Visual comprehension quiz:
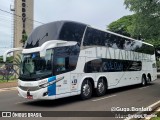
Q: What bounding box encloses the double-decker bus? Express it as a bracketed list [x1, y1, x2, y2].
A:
[3, 21, 157, 100]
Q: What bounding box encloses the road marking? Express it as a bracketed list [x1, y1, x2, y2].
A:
[139, 86, 150, 90]
[0, 87, 17, 92]
[124, 100, 160, 120]
[147, 100, 160, 108]
[92, 95, 116, 102]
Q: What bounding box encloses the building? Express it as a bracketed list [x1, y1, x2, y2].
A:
[13, 0, 34, 48]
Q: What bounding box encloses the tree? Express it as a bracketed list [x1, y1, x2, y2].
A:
[107, 15, 137, 38]
[124, 0, 160, 40]
[13, 54, 22, 66]
[0, 56, 14, 63]
[20, 32, 28, 46]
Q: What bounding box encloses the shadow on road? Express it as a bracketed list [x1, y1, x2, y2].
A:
[24, 95, 81, 108]
[23, 83, 154, 107]
[107, 83, 154, 95]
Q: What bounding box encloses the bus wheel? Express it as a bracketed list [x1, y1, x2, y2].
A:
[141, 75, 147, 86]
[147, 75, 151, 84]
[96, 78, 107, 97]
[81, 80, 92, 100]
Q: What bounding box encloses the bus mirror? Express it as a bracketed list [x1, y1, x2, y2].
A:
[3, 48, 23, 62]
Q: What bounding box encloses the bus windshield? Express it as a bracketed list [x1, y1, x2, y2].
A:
[20, 50, 53, 81]
[24, 21, 86, 48]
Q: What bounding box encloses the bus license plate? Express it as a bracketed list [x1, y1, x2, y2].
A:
[27, 95, 33, 99]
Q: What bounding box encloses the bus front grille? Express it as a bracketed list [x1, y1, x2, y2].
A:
[19, 86, 40, 91]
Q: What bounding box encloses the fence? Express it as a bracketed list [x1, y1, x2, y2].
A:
[0, 63, 20, 81]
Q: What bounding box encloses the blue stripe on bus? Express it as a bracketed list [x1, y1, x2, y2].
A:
[48, 76, 56, 96]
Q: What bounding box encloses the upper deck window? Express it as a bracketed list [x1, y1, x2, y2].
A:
[83, 27, 154, 55]
[59, 22, 86, 46]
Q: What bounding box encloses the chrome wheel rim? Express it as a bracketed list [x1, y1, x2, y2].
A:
[83, 84, 90, 97]
[98, 82, 104, 93]
[142, 78, 145, 85]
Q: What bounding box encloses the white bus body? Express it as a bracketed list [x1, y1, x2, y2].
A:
[3, 21, 157, 100]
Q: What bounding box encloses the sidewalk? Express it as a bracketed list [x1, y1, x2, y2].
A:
[0, 81, 17, 89]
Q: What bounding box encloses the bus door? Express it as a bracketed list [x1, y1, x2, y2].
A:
[53, 56, 71, 95]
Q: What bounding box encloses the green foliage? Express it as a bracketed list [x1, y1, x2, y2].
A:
[0, 56, 14, 63]
[157, 61, 160, 69]
[145, 39, 160, 48]
[0, 54, 21, 64]
[21, 32, 28, 46]
[0, 79, 17, 83]
[108, 0, 160, 47]
[13, 54, 22, 66]
[108, 15, 138, 38]
[0, 56, 3, 63]
[150, 111, 160, 120]
[124, 0, 160, 40]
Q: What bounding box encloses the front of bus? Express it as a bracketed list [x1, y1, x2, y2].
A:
[16, 21, 86, 100]
[18, 53, 51, 99]
[18, 41, 66, 99]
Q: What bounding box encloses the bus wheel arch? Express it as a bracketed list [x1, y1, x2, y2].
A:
[80, 78, 94, 100]
[96, 76, 108, 97]
[141, 74, 147, 86]
[147, 73, 151, 83]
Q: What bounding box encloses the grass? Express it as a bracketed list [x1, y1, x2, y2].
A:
[150, 112, 160, 120]
[151, 117, 160, 120]
[0, 79, 17, 83]
[0, 75, 17, 83]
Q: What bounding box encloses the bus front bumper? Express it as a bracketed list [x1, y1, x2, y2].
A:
[18, 87, 56, 100]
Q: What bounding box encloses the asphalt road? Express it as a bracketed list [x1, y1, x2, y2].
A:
[0, 79, 160, 120]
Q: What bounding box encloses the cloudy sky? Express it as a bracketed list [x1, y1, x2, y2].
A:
[0, 0, 132, 55]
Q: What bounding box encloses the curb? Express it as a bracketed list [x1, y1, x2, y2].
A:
[142, 101, 160, 120]
[125, 100, 160, 120]
[145, 107, 160, 120]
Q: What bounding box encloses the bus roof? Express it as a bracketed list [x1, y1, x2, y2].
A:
[25, 20, 153, 49]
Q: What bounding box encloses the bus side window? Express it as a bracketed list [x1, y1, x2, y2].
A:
[56, 57, 66, 72]
[69, 55, 78, 71]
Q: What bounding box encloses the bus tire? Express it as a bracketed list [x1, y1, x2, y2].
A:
[80, 79, 92, 100]
[141, 75, 147, 86]
[96, 77, 107, 97]
[147, 74, 151, 84]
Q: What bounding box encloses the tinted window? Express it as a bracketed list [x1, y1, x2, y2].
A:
[54, 57, 69, 74]
[83, 27, 154, 55]
[84, 59, 142, 73]
[59, 22, 86, 46]
[25, 21, 86, 48]
[83, 27, 105, 46]
[84, 28, 125, 49]
[53, 44, 80, 75]
[25, 21, 64, 49]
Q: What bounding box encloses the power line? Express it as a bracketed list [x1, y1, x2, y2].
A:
[0, 16, 41, 28]
[0, 8, 44, 25]
[0, 8, 44, 49]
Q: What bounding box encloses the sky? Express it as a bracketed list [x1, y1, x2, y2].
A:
[0, 0, 132, 56]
